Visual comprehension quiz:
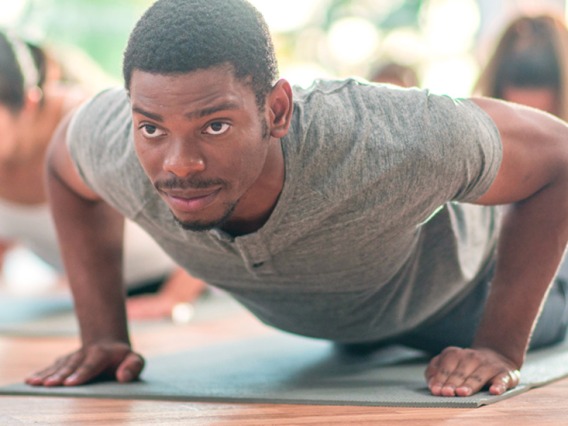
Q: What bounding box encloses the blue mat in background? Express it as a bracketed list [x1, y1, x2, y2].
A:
[0, 295, 74, 324]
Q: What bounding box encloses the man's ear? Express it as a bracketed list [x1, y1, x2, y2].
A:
[267, 79, 293, 138]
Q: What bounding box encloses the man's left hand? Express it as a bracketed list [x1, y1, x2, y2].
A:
[425, 346, 521, 397]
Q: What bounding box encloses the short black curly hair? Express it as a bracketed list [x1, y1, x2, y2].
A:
[123, 0, 278, 107]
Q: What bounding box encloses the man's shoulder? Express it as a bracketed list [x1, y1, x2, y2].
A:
[292, 77, 427, 107]
[66, 86, 147, 216]
[285, 79, 428, 194]
[284, 79, 501, 208]
[289, 78, 431, 149]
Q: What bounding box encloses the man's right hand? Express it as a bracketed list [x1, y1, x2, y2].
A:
[25, 341, 145, 386]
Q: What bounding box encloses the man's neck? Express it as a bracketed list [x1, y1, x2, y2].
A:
[221, 139, 285, 236]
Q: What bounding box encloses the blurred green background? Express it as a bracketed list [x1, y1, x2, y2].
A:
[1, 0, 566, 96]
[5, 0, 153, 80]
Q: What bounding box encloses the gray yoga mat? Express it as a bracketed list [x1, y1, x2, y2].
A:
[1, 332, 568, 407]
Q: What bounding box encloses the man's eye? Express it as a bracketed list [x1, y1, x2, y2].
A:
[204, 122, 230, 135]
[140, 124, 166, 138]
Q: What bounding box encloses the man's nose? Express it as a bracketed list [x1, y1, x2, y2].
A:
[162, 138, 206, 177]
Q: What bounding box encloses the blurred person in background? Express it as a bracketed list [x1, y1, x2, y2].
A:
[370, 60, 420, 88]
[0, 31, 206, 320]
[475, 13, 568, 283]
[474, 13, 568, 120]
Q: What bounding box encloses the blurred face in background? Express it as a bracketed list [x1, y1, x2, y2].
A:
[501, 85, 560, 117]
[0, 104, 21, 160]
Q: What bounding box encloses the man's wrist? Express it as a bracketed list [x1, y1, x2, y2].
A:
[471, 338, 526, 368]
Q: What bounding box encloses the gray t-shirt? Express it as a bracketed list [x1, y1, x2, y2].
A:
[68, 79, 502, 343]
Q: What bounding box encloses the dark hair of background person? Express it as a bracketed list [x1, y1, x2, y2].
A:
[122, 0, 278, 108]
[0, 32, 47, 112]
[474, 14, 568, 121]
[370, 61, 420, 88]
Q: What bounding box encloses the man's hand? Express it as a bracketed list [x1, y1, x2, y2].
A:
[25, 341, 144, 387]
[425, 346, 521, 397]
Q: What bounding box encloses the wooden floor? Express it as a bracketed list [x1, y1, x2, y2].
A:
[0, 310, 566, 425]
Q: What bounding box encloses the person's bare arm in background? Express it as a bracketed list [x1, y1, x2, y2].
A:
[126, 267, 206, 320]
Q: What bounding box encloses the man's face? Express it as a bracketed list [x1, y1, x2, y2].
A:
[129, 66, 276, 232]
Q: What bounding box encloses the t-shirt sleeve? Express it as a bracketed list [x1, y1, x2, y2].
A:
[66, 94, 99, 193]
[64, 87, 148, 218]
[419, 94, 503, 203]
[289, 82, 503, 217]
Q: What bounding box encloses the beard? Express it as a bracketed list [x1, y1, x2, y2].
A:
[155, 176, 236, 232]
[171, 200, 237, 232]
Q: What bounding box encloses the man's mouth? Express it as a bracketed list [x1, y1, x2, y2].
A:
[161, 187, 222, 213]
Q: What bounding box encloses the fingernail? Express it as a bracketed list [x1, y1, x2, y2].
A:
[456, 386, 472, 396]
[25, 378, 38, 386]
[430, 384, 442, 394]
[491, 384, 506, 395]
[441, 385, 456, 396]
[64, 374, 78, 384]
[121, 370, 133, 382]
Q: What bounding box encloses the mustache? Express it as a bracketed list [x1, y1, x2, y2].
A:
[154, 176, 227, 191]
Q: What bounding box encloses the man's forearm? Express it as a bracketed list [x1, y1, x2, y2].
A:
[48, 168, 130, 345]
[473, 181, 568, 367]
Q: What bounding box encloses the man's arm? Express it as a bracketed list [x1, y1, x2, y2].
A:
[25, 113, 144, 387]
[426, 97, 568, 397]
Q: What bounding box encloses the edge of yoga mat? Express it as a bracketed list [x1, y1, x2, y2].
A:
[0, 383, 532, 408]
[0, 333, 566, 408]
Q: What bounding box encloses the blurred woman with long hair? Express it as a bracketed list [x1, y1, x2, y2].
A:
[0, 32, 205, 319]
[475, 14, 568, 120]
